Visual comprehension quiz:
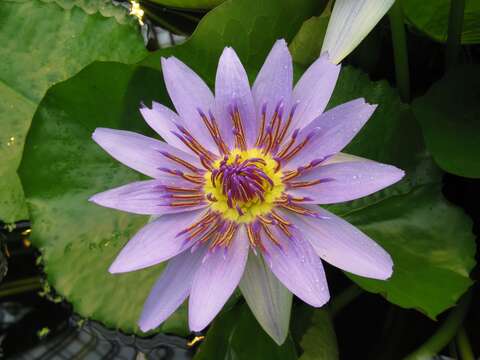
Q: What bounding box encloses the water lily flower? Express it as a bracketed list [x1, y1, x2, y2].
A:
[90, 40, 404, 344]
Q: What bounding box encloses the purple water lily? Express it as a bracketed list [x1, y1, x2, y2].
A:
[90, 40, 404, 344]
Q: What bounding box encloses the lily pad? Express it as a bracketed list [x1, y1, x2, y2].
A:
[324, 67, 476, 319]
[147, 0, 224, 10]
[298, 308, 338, 360]
[403, 0, 480, 44]
[289, 6, 331, 67]
[0, 0, 147, 223]
[412, 65, 480, 178]
[344, 185, 475, 319]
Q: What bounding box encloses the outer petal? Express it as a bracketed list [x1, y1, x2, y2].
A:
[322, 0, 395, 64]
[89, 179, 207, 215]
[239, 252, 292, 345]
[287, 160, 405, 204]
[261, 225, 330, 307]
[215, 47, 256, 148]
[189, 226, 249, 331]
[161, 57, 218, 153]
[252, 39, 293, 124]
[282, 99, 376, 171]
[282, 206, 393, 279]
[140, 102, 191, 154]
[92, 128, 202, 178]
[139, 246, 207, 332]
[109, 209, 206, 273]
[290, 53, 340, 132]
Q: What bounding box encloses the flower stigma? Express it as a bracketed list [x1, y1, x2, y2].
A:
[204, 148, 284, 223]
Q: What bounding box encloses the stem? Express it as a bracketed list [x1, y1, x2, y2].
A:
[0, 276, 41, 297]
[329, 284, 363, 317]
[446, 0, 466, 69]
[402, 291, 472, 360]
[388, 0, 410, 102]
[456, 327, 475, 360]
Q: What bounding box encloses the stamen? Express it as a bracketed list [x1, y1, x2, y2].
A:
[172, 127, 216, 162]
[278, 130, 315, 162]
[198, 109, 230, 155]
[276, 128, 299, 158]
[277, 202, 320, 218]
[169, 200, 204, 207]
[230, 105, 247, 151]
[159, 185, 202, 193]
[261, 223, 282, 247]
[255, 103, 267, 146]
[270, 210, 291, 226]
[158, 151, 201, 173]
[276, 102, 298, 145]
[159, 168, 205, 184]
[287, 177, 334, 189]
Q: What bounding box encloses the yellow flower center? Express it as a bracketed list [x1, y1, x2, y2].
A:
[204, 149, 284, 223]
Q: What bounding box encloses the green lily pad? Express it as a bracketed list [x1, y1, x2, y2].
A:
[0, 0, 147, 223]
[344, 185, 475, 319]
[140, 0, 322, 83]
[403, 0, 480, 44]
[297, 308, 338, 360]
[19, 0, 320, 335]
[412, 65, 480, 178]
[324, 67, 476, 319]
[147, 0, 224, 10]
[289, 6, 331, 67]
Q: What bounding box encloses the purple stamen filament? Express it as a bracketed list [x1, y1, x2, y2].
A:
[211, 155, 274, 213]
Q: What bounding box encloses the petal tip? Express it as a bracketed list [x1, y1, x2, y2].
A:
[188, 316, 209, 333]
[138, 317, 156, 333]
[88, 194, 100, 204]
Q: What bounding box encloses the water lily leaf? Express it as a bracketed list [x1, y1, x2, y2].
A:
[412, 65, 480, 178]
[296, 308, 338, 360]
[344, 185, 475, 319]
[403, 0, 480, 44]
[147, 0, 224, 10]
[324, 67, 476, 319]
[194, 302, 297, 360]
[19, 0, 319, 335]
[289, 11, 331, 67]
[141, 0, 322, 83]
[0, 0, 147, 223]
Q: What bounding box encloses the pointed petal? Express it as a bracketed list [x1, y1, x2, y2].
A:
[283, 99, 376, 170]
[261, 225, 330, 307]
[283, 206, 393, 279]
[138, 247, 206, 332]
[215, 47, 256, 148]
[321, 0, 395, 64]
[92, 128, 201, 178]
[89, 179, 207, 215]
[189, 226, 249, 331]
[290, 53, 340, 132]
[240, 252, 292, 345]
[252, 39, 293, 124]
[109, 209, 206, 273]
[161, 57, 218, 153]
[140, 102, 192, 154]
[287, 160, 405, 204]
